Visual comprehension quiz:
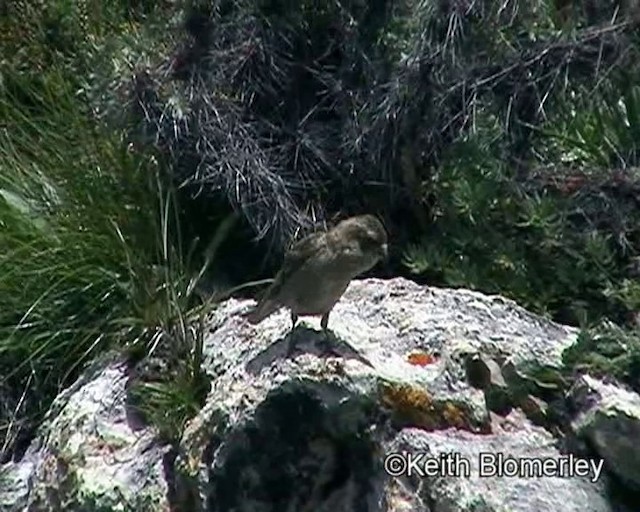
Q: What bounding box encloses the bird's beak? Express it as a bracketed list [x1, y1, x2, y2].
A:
[379, 243, 389, 260]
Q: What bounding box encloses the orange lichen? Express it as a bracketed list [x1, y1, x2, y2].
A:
[380, 382, 434, 412]
[406, 351, 437, 367]
[379, 382, 437, 429]
[440, 402, 467, 429]
[379, 381, 475, 432]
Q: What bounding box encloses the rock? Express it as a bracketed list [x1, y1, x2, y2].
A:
[568, 374, 640, 491]
[177, 278, 612, 511]
[0, 278, 627, 511]
[519, 394, 550, 427]
[387, 414, 609, 512]
[0, 356, 171, 512]
[0, 457, 34, 511]
[465, 354, 512, 415]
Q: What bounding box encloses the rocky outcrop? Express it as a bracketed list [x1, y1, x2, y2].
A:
[568, 374, 640, 491]
[1, 278, 637, 511]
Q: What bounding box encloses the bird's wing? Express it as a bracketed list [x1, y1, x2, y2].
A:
[244, 231, 326, 324]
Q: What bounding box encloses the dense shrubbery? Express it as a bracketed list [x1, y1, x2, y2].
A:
[2, 0, 640, 458]
[0, 1, 205, 460]
[403, 88, 640, 327]
[130, 1, 640, 323]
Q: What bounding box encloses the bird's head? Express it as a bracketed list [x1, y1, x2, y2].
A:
[333, 214, 388, 272]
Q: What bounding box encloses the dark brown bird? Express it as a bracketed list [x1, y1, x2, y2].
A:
[244, 214, 388, 331]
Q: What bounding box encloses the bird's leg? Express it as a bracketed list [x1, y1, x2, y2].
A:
[286, 311, 299, 357]
[319, 309, 374, 368]
[320, 311, 330, 333]
[318, 310, 335, 354]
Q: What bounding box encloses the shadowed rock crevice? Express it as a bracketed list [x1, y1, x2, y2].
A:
[164, 446, 198, 512]
[207, 387, 378, 512]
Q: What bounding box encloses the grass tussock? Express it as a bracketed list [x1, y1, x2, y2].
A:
[0, 67, 215, 459]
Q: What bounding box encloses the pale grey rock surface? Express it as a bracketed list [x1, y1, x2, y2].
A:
[0, 357, 170, 512]
[387, 419, 609, 512]
[568, 374, 640, 491]
[0, 278, 634, 511]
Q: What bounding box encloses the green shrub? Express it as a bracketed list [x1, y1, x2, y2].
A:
[0, 68, 209, 459]
[563, 321, 640, 393]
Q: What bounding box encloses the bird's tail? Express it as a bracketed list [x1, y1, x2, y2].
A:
[243, 299, 281, 324]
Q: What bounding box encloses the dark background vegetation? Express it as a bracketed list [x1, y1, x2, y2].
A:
[2, 0, 640, 460]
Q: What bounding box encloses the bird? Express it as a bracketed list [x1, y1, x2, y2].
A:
[244, 214, 388, 332]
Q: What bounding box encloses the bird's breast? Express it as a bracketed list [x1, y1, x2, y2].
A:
[280, 267, 352, 316]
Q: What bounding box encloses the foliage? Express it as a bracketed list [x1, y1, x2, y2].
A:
[563, 321, 640, 394]
[0, 2, 211, 459]
[407, 146, 601, 324]
[402, 52, 640, 383]
[129, 0, 637, 259]
[403, 60, 640, 326]
[126, 312, 211, 442]
[543, 79, 640, 169]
